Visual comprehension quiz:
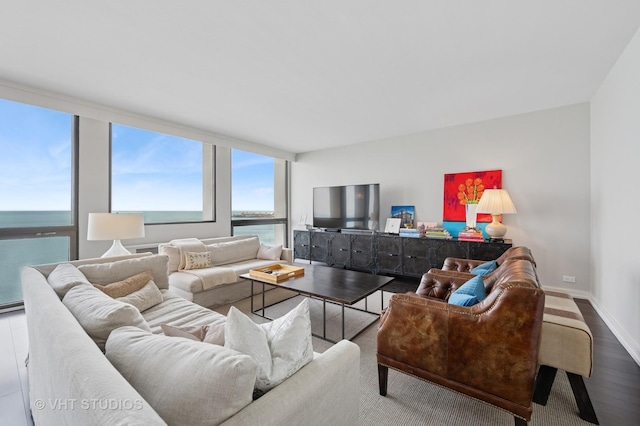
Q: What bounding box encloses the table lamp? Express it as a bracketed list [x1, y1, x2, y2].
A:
[87, 213, 145, 257]
[476, 189, 517, 241]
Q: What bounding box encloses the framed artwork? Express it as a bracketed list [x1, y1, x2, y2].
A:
[443, 170, 502, 222]
[391, 205, 415, 228]
[384, 218, 401, 234]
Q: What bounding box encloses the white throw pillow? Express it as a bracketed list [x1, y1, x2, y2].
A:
[117, 280, 164, 312]
[207, 237, 260, 265]
[183, 251, 213, 270]
[78, 255, 170, 289]
[225, 298, 314, 391]
[106, 326, 257, 426]
[47, 263, 91, 299]
[257, 243, 283, 261]
[161, 321, 226, 346]
[62, 284, 151, 351]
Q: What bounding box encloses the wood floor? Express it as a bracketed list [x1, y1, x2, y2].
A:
[1, 280, 639, 425]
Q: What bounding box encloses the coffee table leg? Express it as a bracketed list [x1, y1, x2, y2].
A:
[323, 299, 327, 340]
[262, 282, 265, 317]
[342, 303, 345, 340]
[251, 280, 254, 313]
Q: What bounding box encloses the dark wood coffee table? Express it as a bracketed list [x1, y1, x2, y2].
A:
[239, 263, 394, 342]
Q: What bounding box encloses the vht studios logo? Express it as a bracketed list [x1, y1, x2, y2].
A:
[33, 399, 144, 411]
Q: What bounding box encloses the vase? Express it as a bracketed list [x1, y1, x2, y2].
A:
[465, 203, 478, 229]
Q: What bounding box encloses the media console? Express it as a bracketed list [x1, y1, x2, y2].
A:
[293, 229, 512, 278]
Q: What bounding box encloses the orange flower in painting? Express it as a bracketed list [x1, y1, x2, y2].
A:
[457, 177, 483, 205]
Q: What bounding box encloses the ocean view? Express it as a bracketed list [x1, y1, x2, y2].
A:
[0, 210, 276, 306]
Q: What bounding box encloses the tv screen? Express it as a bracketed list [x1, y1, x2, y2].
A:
[313, 184, 380, 231]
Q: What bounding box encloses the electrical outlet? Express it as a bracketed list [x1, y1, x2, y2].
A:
[562, 275, 576, 283]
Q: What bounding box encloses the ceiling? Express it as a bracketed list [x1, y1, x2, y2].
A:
[1, 1, 639, 155]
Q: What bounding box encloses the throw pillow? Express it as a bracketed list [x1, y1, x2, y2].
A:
[106, 326, 257, 426]
[257, 243, 283, 261]
[62, 284, 151, 351]
[449, 275, 486, 307]
[78, 254, 170, 290]
[93, 270, 153, 298]
[184, 251, 213, 270]
[225, 298, 314, 391]
[161, 321, 226, 346]
[207, 237, 260, 266]
[47, 263, 91, 299]
[470, 260, 498, 276]
[117, 280, 164, 312]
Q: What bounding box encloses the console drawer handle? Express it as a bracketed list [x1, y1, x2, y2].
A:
[353, 250, 362, 253]
[388, 253, 398, 257]
[339, 248, 348, 251]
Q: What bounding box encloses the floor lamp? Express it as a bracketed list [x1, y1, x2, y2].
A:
[476, 189, 517, 242]
[87, 213, 145, 257]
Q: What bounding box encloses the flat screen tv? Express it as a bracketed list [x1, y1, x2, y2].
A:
[313, 184, 380, 231]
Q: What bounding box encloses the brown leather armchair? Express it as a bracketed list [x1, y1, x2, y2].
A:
[377, 259, 544, 425]
[441, 246, 536, 274]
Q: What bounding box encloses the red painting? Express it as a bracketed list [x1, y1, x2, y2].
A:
[443, 169, 502, 222]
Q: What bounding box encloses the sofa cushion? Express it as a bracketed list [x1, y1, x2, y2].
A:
[117, 280, 164, 312]
[106, 326, 257, 426]
[470, 260, 497, 276]
[47, 263, 91, 299]
[257, 243, 283, 260]
[161, 321, 225, 345]
[225, 298, 314, 391]
[78, 255, 170, 290]
[207, 237, 260, 266]
[142, 290, 227, 334]
[94, 270, 153, 298]
[449, 275, 486, 307]
[184, 251, 213, 270]
[159, 244, 181, 273]
[62, 284, 151, 350]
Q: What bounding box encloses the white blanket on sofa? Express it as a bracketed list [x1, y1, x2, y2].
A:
[170, 238, 206, 270]
[179, 267, 238, 291]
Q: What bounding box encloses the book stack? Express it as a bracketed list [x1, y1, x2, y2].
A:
[457, 229, 485, 242]
[399, 228, 420, 238]
[423, 227, 452, 239]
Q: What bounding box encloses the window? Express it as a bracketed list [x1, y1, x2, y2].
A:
[0, 98, 77, 308]
[111, 124, 214, 224]
[231, 149, 288, 246]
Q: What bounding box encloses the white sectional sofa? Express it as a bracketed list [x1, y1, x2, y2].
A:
[21, 253, 360, 426]
[159, 235, 292, 308]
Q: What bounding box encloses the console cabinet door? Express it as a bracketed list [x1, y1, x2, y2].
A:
[469, 240, 512, 261]
[350, 235, 375, 273]
[402, 238, 430, 277]
[430, 240, 468, 270]
[293, 230, 310, 261]
[376, 235, 402, 275]
[328, 233, 350, 268]
[310, 232, 331, 263]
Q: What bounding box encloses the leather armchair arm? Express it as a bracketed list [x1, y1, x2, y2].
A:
[441, 256, 486, 272]
[377, 284, 544, 415]
[415, 269, 475, 301]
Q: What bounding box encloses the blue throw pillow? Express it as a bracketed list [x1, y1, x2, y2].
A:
[470, 260, 497, 276]
[449, 275, 486, 307]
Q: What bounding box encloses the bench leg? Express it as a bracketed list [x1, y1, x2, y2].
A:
[514, 417, 527, 426]
[533, 365, 557, 405]
[567, 372, 599, 425]
[378, 364, 388, 396]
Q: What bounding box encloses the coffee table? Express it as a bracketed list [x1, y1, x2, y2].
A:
[239, 263, 394, 343]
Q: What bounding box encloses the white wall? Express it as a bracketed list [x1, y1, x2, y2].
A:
[591, 28, 640, 364]
[291, 103, 591, 296]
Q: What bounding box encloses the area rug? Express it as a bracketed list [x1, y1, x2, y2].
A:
[219, 290, 593, 425]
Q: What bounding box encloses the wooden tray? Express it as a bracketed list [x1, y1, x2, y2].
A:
[249, 264, 305, 283]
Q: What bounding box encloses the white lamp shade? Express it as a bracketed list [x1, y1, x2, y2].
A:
[476, 189, 517, 214]
[87, 213, 145, 241]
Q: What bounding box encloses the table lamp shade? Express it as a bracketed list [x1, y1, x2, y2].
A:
[476, 189, 516, 240]
[88, 213, 145, 257]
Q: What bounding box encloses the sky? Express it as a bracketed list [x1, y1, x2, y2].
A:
[0, 98, 275, 213]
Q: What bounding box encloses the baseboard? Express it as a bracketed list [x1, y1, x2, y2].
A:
[587, 295, 640, 367]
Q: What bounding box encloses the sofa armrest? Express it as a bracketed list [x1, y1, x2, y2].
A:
[280, 247, 293, 263]
[415, 269, 474, 300]
[221, 340, 360, 426]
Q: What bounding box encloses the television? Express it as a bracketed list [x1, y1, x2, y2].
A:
[313, 184, 380, 231]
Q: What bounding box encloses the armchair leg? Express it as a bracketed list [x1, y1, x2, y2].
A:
[533, 365, 557, 405]
[378, 364, 388, 396]
[567, 372, 599, 425]
[514, 417, 527, 426]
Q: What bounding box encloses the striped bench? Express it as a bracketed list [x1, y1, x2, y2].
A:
[533, 290, 599, 424]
